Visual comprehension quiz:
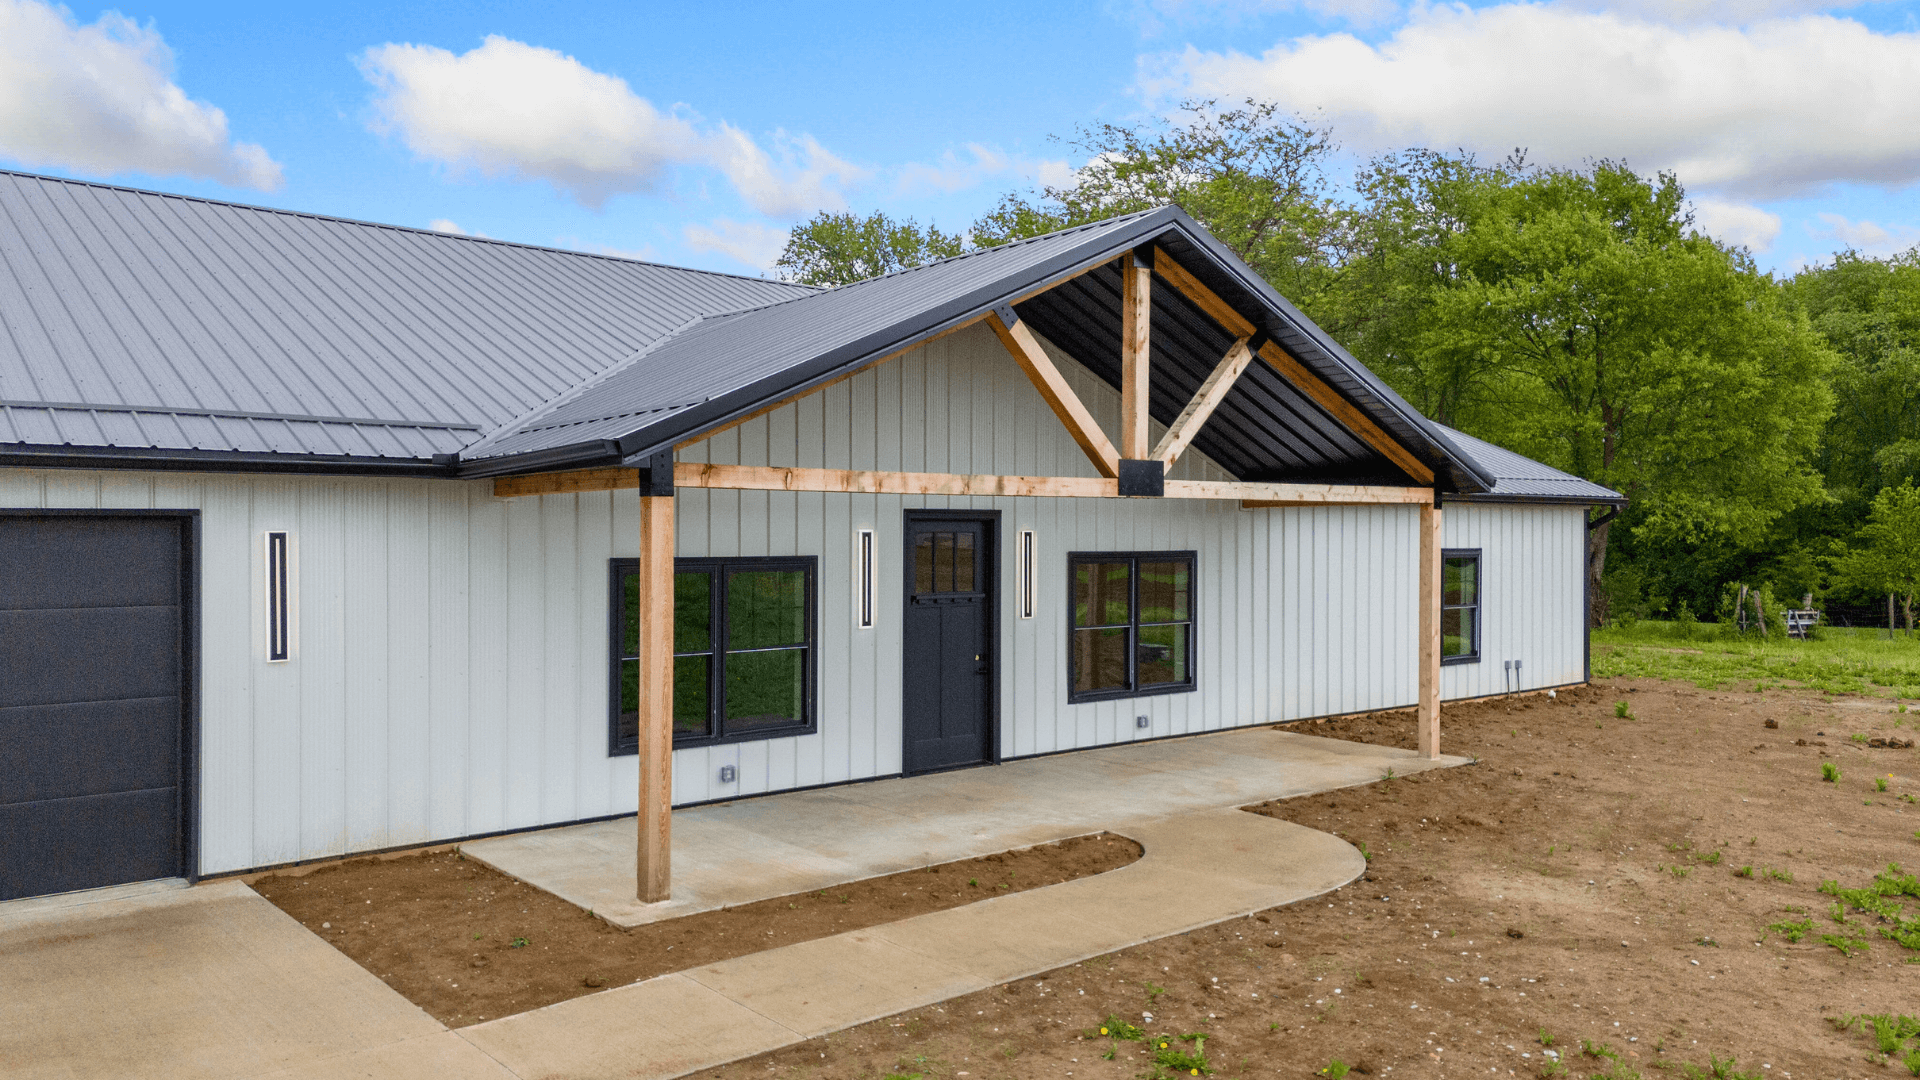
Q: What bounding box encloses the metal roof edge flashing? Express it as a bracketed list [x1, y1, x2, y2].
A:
[0, 444, 459, 477]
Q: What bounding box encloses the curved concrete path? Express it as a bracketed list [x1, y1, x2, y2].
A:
[457, 806, 1363, 1080]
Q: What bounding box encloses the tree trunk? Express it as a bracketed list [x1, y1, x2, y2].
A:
[1586, 515, 1613, 628]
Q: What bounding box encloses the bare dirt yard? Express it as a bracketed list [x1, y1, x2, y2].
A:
[686, 680, 1920, 1080]
[250, 832, 1139, 1026]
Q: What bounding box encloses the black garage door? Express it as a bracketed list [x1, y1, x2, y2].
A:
[0, 514, 193, 902]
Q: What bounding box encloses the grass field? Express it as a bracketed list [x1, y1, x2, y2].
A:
[1593, 620, 1920, 698]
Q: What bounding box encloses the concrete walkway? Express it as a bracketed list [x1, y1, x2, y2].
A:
[1, 728, 1465, 1080]
[466, 725, 1460, 926]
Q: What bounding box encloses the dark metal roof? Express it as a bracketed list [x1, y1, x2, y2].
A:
[1439, 427, 1624, 505]
[0, 169, 809, 465]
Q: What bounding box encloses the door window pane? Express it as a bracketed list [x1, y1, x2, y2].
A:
[1137, 561, 1190, 623]
[953, 531, 975, 593]
[914, 533, 935, 595]
[1138, 624, 1188, 685]
[727, 569, 806, 649]
[1072, 627, 1129, 693]
[1073, 561, 1132, 627]
[725, 648, 805, 730]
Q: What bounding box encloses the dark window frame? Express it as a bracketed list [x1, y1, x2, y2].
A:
[1441, 547, 1482, 666]
[609, 555, 818, 756]
[1065, 549, 1198, 704]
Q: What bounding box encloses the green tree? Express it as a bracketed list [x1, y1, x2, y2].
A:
[970, 100, 1356, 316]
[1831, 481, 1920, 634]
[1367, 162, 1834, 623]
[773, 210, 966, 287]
[1784, 248, 1920, 499]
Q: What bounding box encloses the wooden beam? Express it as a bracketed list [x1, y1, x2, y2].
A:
[1417, 502, 1442, 760]
[493, 467, 638, 498]
[1150, 246, 1436, 486]
[495, 461, 1434, 504]
[1152, 335, 1255, 467]
[987, 310, 1121, 479]
[1121, 253, 1151, 460]
[636, 494, 674, 902]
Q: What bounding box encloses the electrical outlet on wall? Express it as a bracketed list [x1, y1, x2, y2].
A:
[718, 765, 737, 783]
[1136, 715, 1150, 729]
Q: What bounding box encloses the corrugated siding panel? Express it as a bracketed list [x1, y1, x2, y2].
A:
[1439, 503, 1586, 700]
[0, 324, 1590, 876]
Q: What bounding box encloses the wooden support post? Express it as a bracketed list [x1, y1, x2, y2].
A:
[636, 492, 674, 902]
[1121, 249, 1152, 460]
[1418, 502, 1442, 760]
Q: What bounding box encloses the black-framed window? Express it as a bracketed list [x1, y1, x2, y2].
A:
[611, 556, 817, 754]
[1442, 549, 1481, 665]
[1067, 551, 1196, 703]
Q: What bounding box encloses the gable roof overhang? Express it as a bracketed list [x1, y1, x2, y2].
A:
[457, 205, 1499, 495]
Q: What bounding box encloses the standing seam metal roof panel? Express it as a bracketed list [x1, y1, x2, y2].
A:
[0, 169, 810, 461]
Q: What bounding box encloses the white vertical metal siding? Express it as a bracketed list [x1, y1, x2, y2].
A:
[1438, 502, 1587, 699]
[0, 324, 1588, 875]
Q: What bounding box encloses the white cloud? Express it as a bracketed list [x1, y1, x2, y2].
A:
[1555, 0, 1897, 23]
[0, 0, 281, 189]
[1147, 4, 1920, 199]
[427, 218, 491, 238]
[1690, 198, 1781, 251]
[896, 144, 1075, 196]
[683, 218, 789, 271]
[359, 35, 862, 214]
[1807, 211, 1920, 254]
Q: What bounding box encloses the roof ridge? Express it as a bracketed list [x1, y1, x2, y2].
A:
[0, 168, 819, 291]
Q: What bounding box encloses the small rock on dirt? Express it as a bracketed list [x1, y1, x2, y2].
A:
[1764, 718, 1778, 729]
[583, 974, 606, 988]
[1507, 929, 1525, 939]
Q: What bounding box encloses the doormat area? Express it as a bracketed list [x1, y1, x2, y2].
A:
[251, 832, 1141, 1027]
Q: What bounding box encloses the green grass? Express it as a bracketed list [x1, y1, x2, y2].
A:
[1592, 622, 1920, 697]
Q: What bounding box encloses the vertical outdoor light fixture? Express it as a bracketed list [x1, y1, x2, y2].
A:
[265, 530, 290, 662]
[1018, 528, 1036, 619]
[854, 527, 876, 629]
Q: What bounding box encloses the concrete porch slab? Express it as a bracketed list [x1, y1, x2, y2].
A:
[464, 726, 1464, 927]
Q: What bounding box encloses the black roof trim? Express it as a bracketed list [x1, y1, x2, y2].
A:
[0, 444, 459, 478]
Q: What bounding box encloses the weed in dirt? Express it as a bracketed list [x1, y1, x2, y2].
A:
[1823, 762, 1842, 783]
[1696, 849, 1723, 866]
[1095, 1015, 1145, 1041]
[1734, 865, 1755, 878]
[1852, 733, 1871, 743]
[1881, 777, 1892, 792]
[1615, 701, 1634, 719]
[1765, 867, 1794, 882]
[1357, 842, 1374, 863]
[1666, 864, 1692, 879]
[1679, 1053, 1763, 1080]
[1767, 916, 1813, 943]
[508, 937, 530, 948]
[1318, 1061, 1350, 1079]
[1820, 926, 1870, 956]
[1539, 1028, 1556, 1047]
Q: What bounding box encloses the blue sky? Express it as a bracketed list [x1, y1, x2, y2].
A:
[3, 0, 1917, 278]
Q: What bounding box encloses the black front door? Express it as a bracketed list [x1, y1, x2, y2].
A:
[902, 512, 996, 774]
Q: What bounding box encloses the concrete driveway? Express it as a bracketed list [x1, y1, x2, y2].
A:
[0, 880, 510, 1080]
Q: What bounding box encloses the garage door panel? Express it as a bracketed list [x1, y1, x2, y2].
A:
[0, 606, 181, 709]
[0, 518, 181, 610]
[0, 788, 179, 901]
[0, 697, 180, 804]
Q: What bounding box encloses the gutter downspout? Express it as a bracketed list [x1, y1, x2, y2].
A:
[1584, 506, 1622, 683]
